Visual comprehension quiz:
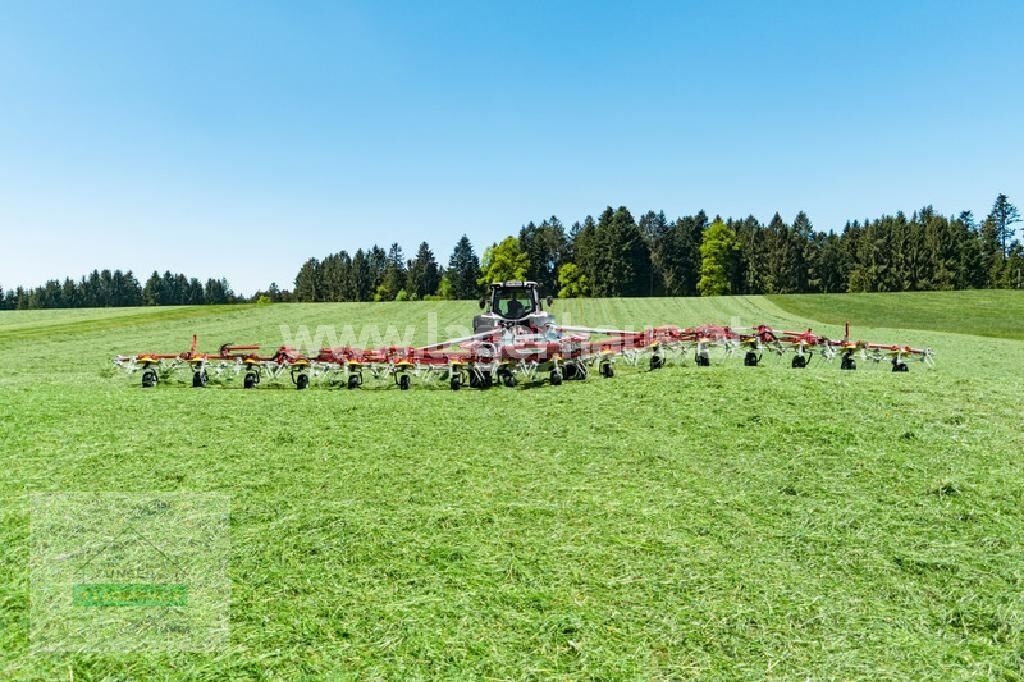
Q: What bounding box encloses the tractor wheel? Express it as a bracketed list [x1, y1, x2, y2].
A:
[550, 371, 563, 385]
[791, 356, 807, 369]
[192, 370, 208, 388]
[347, 374, 361, 389]
[399, 374, 411, 390]
[142, 370, 157, 388]
[451, 375, 462, 391]
[243, 372, 257, 389]
[600, 363, 614, 379]
[650, 356, 662, 370]
[296, 374, 309, 390]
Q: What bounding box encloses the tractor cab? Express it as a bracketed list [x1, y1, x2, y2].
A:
[474, 281, 554, 334]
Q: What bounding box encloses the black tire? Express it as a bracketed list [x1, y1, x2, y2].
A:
[744, 351, 759, 367]
[296, 374, 309, 390]
[399, 374, 411, 390]
[503, 373, 517, 388]
[791, 355, 806, 369]
[550, 371, 563, 385]
[600, 363, 614, 379]
[840, 355, 856, 371]
[563, 365, 578, 380]
[450, 375, 462, 391]
[142, 370, 157, 388]
[481, 372, 494, 389]
[192, 370, 207, 388]
[650, 356, 662, 370]
[347, 374, 361, 389]
[243, 372, 256, 389]
[892, 361, 909, 373]
[696, 355, 710, 367]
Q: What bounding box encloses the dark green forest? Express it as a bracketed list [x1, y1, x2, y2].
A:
[3, 194, 1021, 310]
[0, 270, 235, 311]
[281, 193, 1024, 302]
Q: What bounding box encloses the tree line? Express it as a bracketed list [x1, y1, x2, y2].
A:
[3, 193, 1020, 310]
[0, 270, 235, 310]
[284, 193, 1022, 302]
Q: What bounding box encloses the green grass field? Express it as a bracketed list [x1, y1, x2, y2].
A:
[768, 290, 1024, 341]
[1, 292, 1023, 680]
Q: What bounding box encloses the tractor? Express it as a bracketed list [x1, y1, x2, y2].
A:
[473, 280, 555, 334]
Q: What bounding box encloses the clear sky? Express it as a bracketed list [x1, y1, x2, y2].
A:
[2, 1, 1022, 295]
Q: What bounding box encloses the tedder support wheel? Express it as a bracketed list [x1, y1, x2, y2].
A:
[650, 356, 662, 370]
[600, 363, 614, 379]
[791, 356, 807, 369]
[550, 371, 563, 385]
[296, 374, 309, 390]
[696, 355, 710, 367]
[399, 374, 411, 390]
[450, 375, 462, 391]
[347, 375, 361, 389]
[496, 367, 515, 387]
[243, 372, 257, 389]
[142, 370, 157, 388]
[892, 360, 909, 372]
[744, 351, 759, 367]
[840, 354, 856, 371]
[192, 370, 208, 388]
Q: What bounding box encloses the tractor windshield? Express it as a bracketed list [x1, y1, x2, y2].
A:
[495, 290, 536, 319]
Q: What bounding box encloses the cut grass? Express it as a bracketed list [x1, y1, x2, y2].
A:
[1, 294, 1023, 680]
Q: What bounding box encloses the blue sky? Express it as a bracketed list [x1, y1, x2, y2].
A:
[1, 1, 1022, 295]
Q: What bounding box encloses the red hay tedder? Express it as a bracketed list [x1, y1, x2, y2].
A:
[113, 281, 936, 390]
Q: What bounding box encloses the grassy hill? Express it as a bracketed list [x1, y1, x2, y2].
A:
[769, 289, 1024, 340]
[1, 294, 1022, 679]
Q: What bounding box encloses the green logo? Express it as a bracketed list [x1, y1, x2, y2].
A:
[73, 583, 188, 607]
